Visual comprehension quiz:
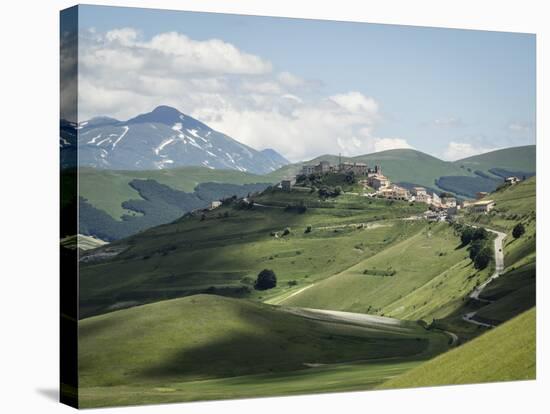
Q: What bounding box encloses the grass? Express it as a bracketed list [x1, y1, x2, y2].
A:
[377, 307, 536, 389]
[78, 166, 273, 220]
[79, 360, 420, 408]
[283, 222, 490, 322]
[475, 261, 536, 325]
[454, 145, 536, 175]
[460, 176, 536, 233]
[266, 149, 472, 189]
[79, 191, 426, 317]
[78, 294, 449, 408]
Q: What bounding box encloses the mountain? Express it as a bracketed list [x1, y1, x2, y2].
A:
[261, 148, 289, 166]
[61, 106, 289, 174]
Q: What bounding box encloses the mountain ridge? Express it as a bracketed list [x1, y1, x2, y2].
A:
[61, 106, 289, 174]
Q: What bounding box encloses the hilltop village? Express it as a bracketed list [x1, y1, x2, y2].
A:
[278, 159, 522, 220]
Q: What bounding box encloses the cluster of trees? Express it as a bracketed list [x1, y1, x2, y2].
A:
[459, 226, 492, 270]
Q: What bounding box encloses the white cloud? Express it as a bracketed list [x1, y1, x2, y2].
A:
[329, 92, 379, 116]
[432, 117, 464, 128]
[277, 71, 305, 89]
[508, 122, 533, 132]
[371, 138, 413, 152]
[442, 141, 500, 161]
[78, 28, 410, 162]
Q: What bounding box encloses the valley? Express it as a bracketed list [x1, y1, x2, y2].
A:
[62, 114, 536, 407]
[74, 167, 536, 407]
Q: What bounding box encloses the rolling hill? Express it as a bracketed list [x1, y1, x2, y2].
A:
[282, 222, 492, 322]
[377, 307, 535, 389]
[267, 149, 471, 189]
[69, 146, 536, 240]
[79, 190, 426, 318]
[77, 166, 273, 220]
[75, 164, 536, 407]
[454, 145, 536, 175]
[78, 294, 450, 408]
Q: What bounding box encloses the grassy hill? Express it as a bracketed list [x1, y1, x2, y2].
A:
[78, 294, 450, 408]
[454, 145, 536, 175]
[431, 177, 536, 338]
[267, 149, 471, 189]
[283, 222, 492, 322]
[79, 189, 425, 318]
[377, 307, 536, 389]
[78, 166, 273, 220]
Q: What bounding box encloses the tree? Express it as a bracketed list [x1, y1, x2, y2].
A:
[460, 227, 474, 246]
[345, 171, 356, 184]
[254, 269, 277, 290]
[512, 223, 525, 239]
[474, 247, 492, 270]
[469, 239, 485, 261]
[472, 227, 488, 241]
[304, 225, 312, 233]
[282, 227, 291, 236]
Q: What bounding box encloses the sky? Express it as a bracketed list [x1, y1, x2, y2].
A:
[72, 5, 536, 162]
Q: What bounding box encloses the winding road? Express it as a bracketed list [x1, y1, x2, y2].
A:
[461, 227, 507, 328]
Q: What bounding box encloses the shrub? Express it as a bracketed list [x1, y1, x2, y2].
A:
[282, 227, 291, 236]
[305, 225, 312, 233]
[254, 269, 277, 290]
[287, 280, 298, 287]
[512, 223, 526, 239]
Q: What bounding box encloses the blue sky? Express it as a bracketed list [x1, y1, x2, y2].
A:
[76, 5, 536, 161]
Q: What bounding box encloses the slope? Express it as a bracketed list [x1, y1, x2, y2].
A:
[68, 106, 289, 173]
[78, 166, 273, 220]
[283, 222, 492, 322]
[454, 145, 536, 176]
[377, 307, 536, 389]
[267, 149, 471, 189]
[79, 190, 426, 318]
[78, 294, 449, 407]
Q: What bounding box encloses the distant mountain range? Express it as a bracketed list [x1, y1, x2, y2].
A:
[60, 105, 289, 174]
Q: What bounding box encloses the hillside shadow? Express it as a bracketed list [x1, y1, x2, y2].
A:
[136, 301, 428, 382]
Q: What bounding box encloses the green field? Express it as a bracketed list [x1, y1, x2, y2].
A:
[78, 166, 272, 220]
[79, 190, 426, 317]
[75, 165, 536, 407]
[283, 222, 491, 323]
[78, 294, 450, 408]
[454, 145, 536, 175]
[378, 307, 536, 389]
[461, 177, 536, 232]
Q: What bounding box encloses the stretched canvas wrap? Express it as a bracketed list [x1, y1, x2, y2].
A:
[60, 4, 537, 409]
